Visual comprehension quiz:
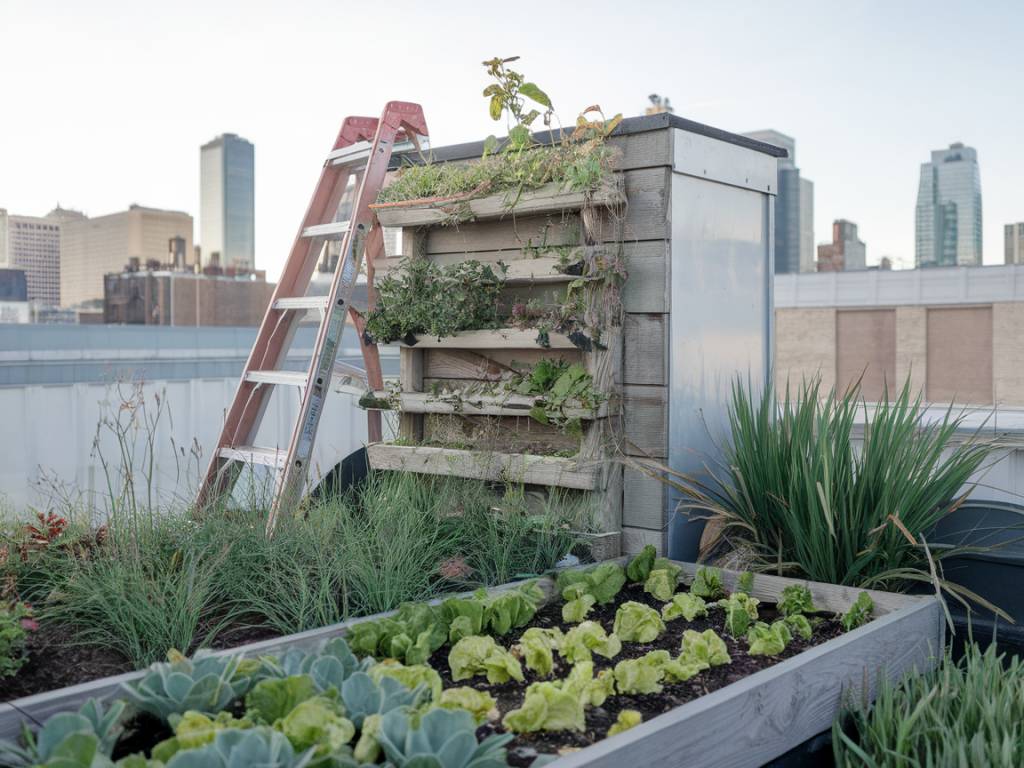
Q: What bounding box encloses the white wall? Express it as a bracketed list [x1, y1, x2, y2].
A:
[0, 376, 372, 516]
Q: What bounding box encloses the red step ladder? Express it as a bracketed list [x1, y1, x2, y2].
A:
[196, 102, 429, 532]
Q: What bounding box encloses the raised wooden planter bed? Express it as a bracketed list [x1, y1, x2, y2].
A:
[0, 562, 942, 767]
[394, 328, 579, 350]
[366, 442, 600, 490]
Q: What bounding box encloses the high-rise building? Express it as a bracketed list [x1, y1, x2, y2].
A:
[60, 205, 194, 307]
[200, 133, 255, 270]
[1006, 222, 1024, 265]
[0, 207, 82, 306]
[742, 130, 815, 274]
[817, 219, 867, 272]
[915, 143, 982, 268]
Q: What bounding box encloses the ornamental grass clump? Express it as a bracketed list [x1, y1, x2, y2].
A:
[834, 642, 1024, 767]
[630, 375, 999, 610]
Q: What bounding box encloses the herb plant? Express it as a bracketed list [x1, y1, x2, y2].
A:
[0, 601, 35, 678]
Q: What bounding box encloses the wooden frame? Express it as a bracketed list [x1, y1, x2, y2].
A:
[361, 390, 614, 420]
[0, 561, 944, 768]
[395, 328, 579, 350]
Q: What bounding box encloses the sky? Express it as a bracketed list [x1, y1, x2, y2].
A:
[1, 0, 1021, 279]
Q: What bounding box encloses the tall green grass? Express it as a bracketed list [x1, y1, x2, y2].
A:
[834, 642, 1024, 766]
[629, 376, 998, 602]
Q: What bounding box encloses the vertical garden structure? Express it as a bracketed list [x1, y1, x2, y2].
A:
[364, 113, 783, 559]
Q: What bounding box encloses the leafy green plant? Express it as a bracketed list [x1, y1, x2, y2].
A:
[368, 660, 442, 703]
[514, 627, 563, 677]
[379, 707, 514, 767]
[841, 592, 875, 631]
[625, 544, 656, 583]
[612, 601, 666, 643]
[661, 593, 708, 623]
[690, 566, 725, 599]
[502, 681, 585, 733]
[746, 621, 793, 656]
[784, 613, 813, 640]
[0, 601, 35, 678]
[507, 359, 605, 435]
[607, 710, 642, 737]
[557, 562, 626, 605]
[246, 675, 319, 725]
[613, 650, 671, 695]
[122, 650, 255, 722]
[777, 584, 816, 617]
[679, 629, 731, 668]
[834, 642, 1024, 767]
[163, 728, 312, 768]
[437, 688, 498, 725]
[448, 636, 524, 684]
[365, 258, 504, 344]
[718, 593, 761, 637]
[150, 711, 253, 763]
[561, 593, 596, 623]
[560, 621, 621, 664]
[0, 699, 125, 768]
[643, 559, 682, 602]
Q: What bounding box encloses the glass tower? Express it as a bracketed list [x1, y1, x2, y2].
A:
[200, 134, 255, 271]
[915, 143, 982, 267]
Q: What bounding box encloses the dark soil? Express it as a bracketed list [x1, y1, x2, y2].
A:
[436, 582, 844, 764]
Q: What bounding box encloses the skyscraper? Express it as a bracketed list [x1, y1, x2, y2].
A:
[1006, 222, 1024, 265]
[742, 130, 815, 274]
[915, 143, 982, 267]
[817, 219, 866, 272]
[0, 207, 82, 306]
[200, 133, 255, 270]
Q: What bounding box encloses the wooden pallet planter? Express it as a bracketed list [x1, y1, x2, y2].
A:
[361, 390, 614, 419]
[366, 442, 600, 490]
[0, 561, 944, 768]
[394, 328, 579, 350]
[371, 177, 625, 227]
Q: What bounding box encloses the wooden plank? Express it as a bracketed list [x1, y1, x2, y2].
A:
[624, 384, 668, 457]
[366, 443, 600, 490]
[398, 328, 578, 350]
[623, 468, 666, 529]
[372, 177, 625, 228]
[624, 314, 667, 385]
[363, 389, 613, 419]
[551, 597, 943, 768]
[622, 526, 666, 555]
[607, 128, 673, 171]
[423, 349, 582, 381]
[421, 413, 579, 456]
[622, 241, 669, 313]
[398, 347, 423, 441]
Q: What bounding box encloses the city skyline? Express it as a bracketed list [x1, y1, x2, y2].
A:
[1, 1, 1021, 279]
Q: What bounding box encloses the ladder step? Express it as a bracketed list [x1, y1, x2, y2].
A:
[302, 221, 350, 239]
[246, 370, 308, 387]
[273, 296, 329, 312]
[326, 139, 419, 168]
[219, 445, 286, 469]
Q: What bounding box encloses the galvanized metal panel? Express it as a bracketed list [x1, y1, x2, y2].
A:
[666, 172, 773, 560]
[673, 129, 779, 194]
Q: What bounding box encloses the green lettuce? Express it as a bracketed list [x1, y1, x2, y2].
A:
[661, 593, 707, 622]
[661, 656, 708, 683]
[485, 586, 540, 636]
[353, 712, 382, 764]
[277, 696, 354, 753]
[244, 675, 317, 724]
[437, 687, 497, 724]
[841, 592, 875, 631]
[441, 596, 485, 643]
[448, 635, 524, 684]
[784, 613, 813, 640]
[561, 621, 622, 664]
[690, 566, 725, 599]
[747, 621, 793, 656]
[643, 562, 681, 602]
[562, 593, 597, 624]
[679, 629, 731, 667]
[607, 709, 642, 737]
[367, 660, 443, 702]
[717, 593, 761, 637]
[625, 545, 657, 583]
[778, 584, 816, 617]
[151, 710, 252, 762]
[562, 661, 615, 707]
[613, 650, 671, 694]
[612, 601, 666, 643]
[515, 627, 563, 677]
[503, 681, 585, 733]
[586, 563, 627, 604]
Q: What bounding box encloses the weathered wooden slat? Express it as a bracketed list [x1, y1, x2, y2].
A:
[624, 314, 667, 385]
[398, 328, 577, 350]
[372, 178, 625, 228]
[362, 390, 614, 419]
[622, 525, 666, 555]
[366, 442, 600, 489]
[624, 384, 668, 457]
[607, 128, 673, 171]
[623, 468, 666, 529]
[420, 413, 581, 456]
[621, 241, 669, 313]
[423, 349, 583, 381]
